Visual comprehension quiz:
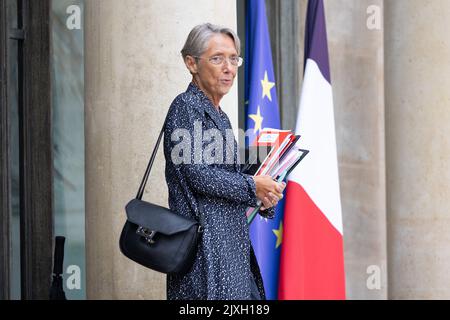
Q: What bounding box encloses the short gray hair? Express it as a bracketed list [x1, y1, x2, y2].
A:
[181, 23, 241, 60]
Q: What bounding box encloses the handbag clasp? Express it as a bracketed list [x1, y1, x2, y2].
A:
[136, 226, 157, 244]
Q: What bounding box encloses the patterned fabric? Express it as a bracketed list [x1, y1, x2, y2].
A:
[164, 83, 266, 300]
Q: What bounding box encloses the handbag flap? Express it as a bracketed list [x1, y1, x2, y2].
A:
[125, 199, 198, 235]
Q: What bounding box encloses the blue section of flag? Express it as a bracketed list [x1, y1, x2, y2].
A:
[245, 0, 284, 300]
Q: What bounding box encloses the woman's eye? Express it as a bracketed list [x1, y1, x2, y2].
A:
[210, 56, 222, 64]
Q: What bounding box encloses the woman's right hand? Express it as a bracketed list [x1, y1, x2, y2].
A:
[253, 175, 286, 209]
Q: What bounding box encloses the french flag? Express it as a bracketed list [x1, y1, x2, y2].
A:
[278, 0, 346, 300]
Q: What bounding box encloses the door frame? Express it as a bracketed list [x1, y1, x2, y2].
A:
[0, 0, 53, 300]
[0, 0, 11, 300]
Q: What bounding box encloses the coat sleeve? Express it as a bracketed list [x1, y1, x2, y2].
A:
[165, 98, 258, 208]
[179, 162, 258, 207]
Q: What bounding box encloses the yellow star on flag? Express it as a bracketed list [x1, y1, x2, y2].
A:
[261, 71, 275, 101]
[272, 221, 283, 249]
[249, 106, 263, 134]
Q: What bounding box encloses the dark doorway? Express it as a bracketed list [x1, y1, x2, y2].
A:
[0, 0, 53, 300]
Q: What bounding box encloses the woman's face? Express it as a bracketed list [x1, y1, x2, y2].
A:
[189, 34, 239, 105]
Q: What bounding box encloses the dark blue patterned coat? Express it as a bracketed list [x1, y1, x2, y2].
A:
[164, 83, 266, 300]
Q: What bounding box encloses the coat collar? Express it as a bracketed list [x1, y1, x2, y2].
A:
[186, 83, 240, 172]
[186, 82, 225, 132]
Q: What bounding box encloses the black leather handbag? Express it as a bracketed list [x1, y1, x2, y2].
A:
[119, 123, 203, 274]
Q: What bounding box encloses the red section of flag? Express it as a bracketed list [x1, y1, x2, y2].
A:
[278, 181, 346, 300]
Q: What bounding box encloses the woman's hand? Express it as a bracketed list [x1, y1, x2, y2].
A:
[253, 175, 286, 210]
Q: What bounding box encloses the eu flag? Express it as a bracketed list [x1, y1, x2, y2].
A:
[245, 0, 285, 300]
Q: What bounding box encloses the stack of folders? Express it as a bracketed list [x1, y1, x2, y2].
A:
[243, 129, 310, 225]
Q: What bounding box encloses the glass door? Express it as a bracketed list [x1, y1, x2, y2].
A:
[51, 0, 86, 300]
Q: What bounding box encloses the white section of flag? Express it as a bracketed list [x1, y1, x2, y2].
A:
[288, 58, 343, 235]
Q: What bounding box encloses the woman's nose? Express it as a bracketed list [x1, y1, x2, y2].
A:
[222, 60, 236, 74]
[222, 60, 231, 71]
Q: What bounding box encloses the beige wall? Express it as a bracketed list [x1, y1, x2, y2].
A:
[84, 0, 238, 299]
[325, 0, 387, 299]
[385, 0, 450, 299]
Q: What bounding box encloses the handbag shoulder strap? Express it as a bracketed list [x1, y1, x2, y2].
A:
[136, 122, 165, 200]
[135, 117, 204, 226]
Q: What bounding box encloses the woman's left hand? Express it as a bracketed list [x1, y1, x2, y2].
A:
[260, 182, 286, 210]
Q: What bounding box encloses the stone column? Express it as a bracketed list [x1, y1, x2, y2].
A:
[385, 0, 450, 299]
[324, 0, 387, 299]
[84, 0, 238, 299]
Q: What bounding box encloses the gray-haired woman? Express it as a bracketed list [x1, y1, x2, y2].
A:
[163, 23, 285, 300]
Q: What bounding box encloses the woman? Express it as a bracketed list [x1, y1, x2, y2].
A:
[163, 23, 285, 300]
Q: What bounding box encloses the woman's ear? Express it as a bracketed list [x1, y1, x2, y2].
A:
[185, 56, 198, 74]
